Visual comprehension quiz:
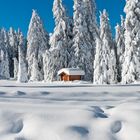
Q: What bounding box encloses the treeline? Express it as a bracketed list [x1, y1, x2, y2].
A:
[0, 0, 139, 84]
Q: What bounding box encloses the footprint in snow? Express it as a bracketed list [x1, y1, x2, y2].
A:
[90, 106, 108, 118]
[41, 92, 50, 96]
[10, 119, 23, 133]
[15, 91, 26, 96]
[66, 126, 89, 137]
[111, 121, 122, 134]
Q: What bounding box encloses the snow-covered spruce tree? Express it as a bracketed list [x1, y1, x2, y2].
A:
[1, 29, 11, 65]
[84, 0, 98, 52]
[0, 50, 10, 79]
[122, 0, 140, 84]
[93, 37, 103, 84]
[8, 27, 18, 58]
[27, 10, 50, 81]
[72, 0, 98, 81]
[30, 55, 41, 81]
[120, 15, 125, 31]
[66, 17, 74, 68]
[13, 57, 18, 80]
[115, 18, 125, 82]
[17, 31, 28, 83]
[0, 29, 10, 79]
[94, 10, 117, 84]
[2, 52, 10, 79]
[0, 50, 5, 79]
[43, 51, 54, 82]
[44, 47, 67, 82]
[45, 0, 72, 81]
[1, 29, 10, 52]
[8, 28, 18, 77]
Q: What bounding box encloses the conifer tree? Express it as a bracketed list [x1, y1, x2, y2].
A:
[122, 0, 140, 84]
[72, 0, 98, 81]
[93, 37, 103, 84]
[115, 17, 125, 82]
[13, 57, 18, 80]
[45, 0, 72, 81]
[27, 10, 49, 81]
[94, 10, 117, 84]
[43, 51, 54, 82]
[8, 28, 19, 77]
[0, 50, 10, 79]
[30, 55, 41, 81]
[0, 29, 10, 79]
[17, 31, 28, 83]
[8, 27, 18, 58]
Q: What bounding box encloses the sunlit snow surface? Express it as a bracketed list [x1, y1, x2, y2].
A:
[0, 80, 140, 140]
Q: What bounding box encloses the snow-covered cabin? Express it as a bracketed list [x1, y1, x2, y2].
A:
[58, 68, 85, 81]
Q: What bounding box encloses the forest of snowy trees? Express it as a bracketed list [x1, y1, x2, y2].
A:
[0, 0, 140, 84]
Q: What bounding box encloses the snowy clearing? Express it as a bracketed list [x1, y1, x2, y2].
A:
[0, 80, 140, 140]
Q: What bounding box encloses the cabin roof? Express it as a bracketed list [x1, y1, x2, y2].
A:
[58, 68, 85, 76]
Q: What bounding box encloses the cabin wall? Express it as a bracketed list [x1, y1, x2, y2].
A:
[61, 75, 69, 81]
[60, 72, 82, 81]
[69, 75, 81, 81]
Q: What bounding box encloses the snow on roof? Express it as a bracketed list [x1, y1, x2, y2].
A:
[58, 68, 85, 76]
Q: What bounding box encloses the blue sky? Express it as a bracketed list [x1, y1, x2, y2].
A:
[0, 0, 125, 36]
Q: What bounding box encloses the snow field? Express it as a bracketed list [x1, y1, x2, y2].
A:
[0, 80, 140, 140]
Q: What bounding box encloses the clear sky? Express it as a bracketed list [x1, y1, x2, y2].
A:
[0, 0, 126, 36]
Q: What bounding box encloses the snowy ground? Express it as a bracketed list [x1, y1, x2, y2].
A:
[0, 80, 140, 140]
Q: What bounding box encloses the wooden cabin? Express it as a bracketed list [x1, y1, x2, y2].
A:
[58, 68, 85, 81]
